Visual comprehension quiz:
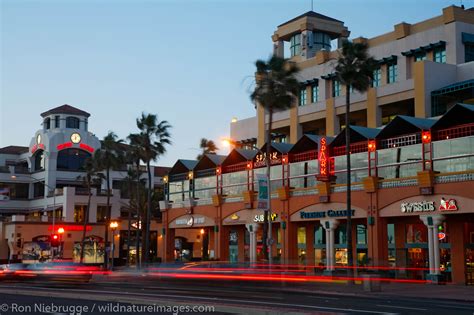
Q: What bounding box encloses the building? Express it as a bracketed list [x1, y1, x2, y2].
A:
[231, 5, 474, 147]
[0, 104, 169, 264]
[160, 6, 474, 285]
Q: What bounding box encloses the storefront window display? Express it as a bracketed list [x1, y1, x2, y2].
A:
[387, 223, 396, 267]
[297, 227, 306, 264]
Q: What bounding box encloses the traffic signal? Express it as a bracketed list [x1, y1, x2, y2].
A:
[51, 234, 60, 247]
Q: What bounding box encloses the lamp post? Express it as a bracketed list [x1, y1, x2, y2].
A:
[110, 221, 118, 270]
[9, 168, 58, 256]
[57, 227, 65, 258]
[222, 137, 274, 264]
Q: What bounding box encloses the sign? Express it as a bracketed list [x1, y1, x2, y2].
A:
[229, 231, 238, 244]
[401, 201, 435, 213]
[256, 174, 268, 210]
[32, 235, 51, 242]
[254, 213, 278, 223]
[317, 137, 330, 181]
[0, 187, 10, 201]
[438, 232, 446, 241]
[254, 152, 281, 168]
[439, 198, 458, 211]
[48, 225, 92, 232]
[300, 209, 355, 219]
[175, 216, 205, 227]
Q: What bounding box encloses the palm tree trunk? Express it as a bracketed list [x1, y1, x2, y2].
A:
[80, 182, 92, 264]
[345, 85, 353, 281]
[135, 160, 141, 270]
[262, 107, 273, 262]
[144, 160, 152, 265]
[104, 167, 111, 270]
[126, 177, 133, 266]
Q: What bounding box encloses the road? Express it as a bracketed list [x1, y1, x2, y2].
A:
[0, 279, 473, 315]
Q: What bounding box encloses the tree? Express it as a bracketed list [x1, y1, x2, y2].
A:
[97, 131, 124, 270]
[334, 40, 377, 279]
[196, 138, 218, 160]
[250, 55, 300, 261]
[133, 113, 171, 264]
[77, 152, 103, 264]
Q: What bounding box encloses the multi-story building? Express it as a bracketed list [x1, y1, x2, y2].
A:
[231, 5, 474, 147]
[0, 104, 169, 264]
[160, 6, 474, 285]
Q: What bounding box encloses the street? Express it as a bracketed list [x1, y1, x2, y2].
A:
[0, 278, 473, 315]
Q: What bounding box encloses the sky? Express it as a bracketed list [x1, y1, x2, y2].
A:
[1, 0, 472, 167]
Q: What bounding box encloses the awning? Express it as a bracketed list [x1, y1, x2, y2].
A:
[401, 41, 446, 57]
[431, 79, 474, 96]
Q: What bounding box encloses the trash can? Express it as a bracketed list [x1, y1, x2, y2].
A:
[362, 274, 381, 292]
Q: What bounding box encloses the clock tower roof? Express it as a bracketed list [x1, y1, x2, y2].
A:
[41, 104, 90, 118]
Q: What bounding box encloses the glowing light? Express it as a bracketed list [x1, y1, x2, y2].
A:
[52, 234, 59, 240]
[438, 232, 446, 241]
[57, 227, 65, 234]
[200, 228, 205, 235]
[422, 131, 431, 143]
[188, 171, 194, 180]
[231, 117, 238, 123]
[319, 137, 328, 177]
[79, 143, 95, 153]
[110, 221, 119, 229]
[368, 140, 376, 152]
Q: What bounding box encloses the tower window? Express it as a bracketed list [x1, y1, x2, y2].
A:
[434, 48, 446, 63]
[311, 84, 319, 103]
[414, 52, 426, 62]
[387, 62, 398, 84]
[55, 115, 60, 128]
[44, 118, 51, 130]
[299, 87, 307, 106]
[372, 68, 381, 87]
[332, 79, 341, 97]
[290, 34, 301, 57]
[66, 117, 80, 129]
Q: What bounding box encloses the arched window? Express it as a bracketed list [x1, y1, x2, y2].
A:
[34, 150, 45, 171]
[66, 117, 80, 129]
[57, 148, 91, 171]
[44, 118, 51, 130]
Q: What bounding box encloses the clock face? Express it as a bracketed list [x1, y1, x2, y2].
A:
[36, 134, 41, 144]
[71, 133, 81, 144]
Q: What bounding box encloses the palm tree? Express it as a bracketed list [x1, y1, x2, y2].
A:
[334, 40, 377, 278]
[196, 138, 218, 160]
[133, 113, 171, 265]
[250, 55, 300, 261]
[121, 168, 138, 266]
[98, 131, 124, 270]
[127, 134, 143, 268]
[78, 152, 103, 264]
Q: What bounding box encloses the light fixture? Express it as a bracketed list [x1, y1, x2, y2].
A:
[200, 228, 205, 235]
[231, 117, 238, 123]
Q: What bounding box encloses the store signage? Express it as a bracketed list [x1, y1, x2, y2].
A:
[254, 152, 280, 168]
[56, 142, 73, 151]
[439, 198, 458, 211]
[438, 232, 446, 241]
[400, 201, 435, 213]
[256, 174, 268, 210]
[32, 235, 51, 242]
[175, 216, 204, 227]
[254, 213, 278, 223]
[300, 209, 355, 219]
[48, 225, 92, 232]
[317, 137, 330, 181]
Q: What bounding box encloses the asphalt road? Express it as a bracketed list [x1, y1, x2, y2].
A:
[0, 280, 473, 315]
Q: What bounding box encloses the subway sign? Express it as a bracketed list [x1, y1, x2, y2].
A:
[300, 209, 355, 219]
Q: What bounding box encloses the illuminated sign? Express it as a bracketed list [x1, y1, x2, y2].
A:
[438, 232, 446, 241]
[48, 225, 92, 232]
[318, 137, 330, 180]
[80, 143, 95, 153]
[254, 152, 281, 168]
[31, 143, 45, 154]
[300, 209, 355, 219]
[401, 201, 435, 213]
[439, 198, 458, 211]
[175, 216, 205, 226]
[57, 142, 73, 151]
[254, 213, 278, 223]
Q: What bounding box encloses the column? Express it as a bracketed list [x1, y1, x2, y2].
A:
[366, 88, 381, 128]
[237, 227, 245, 262]
[246, 223, 259, 264]
[321, 219, 339, 273]
[290, 106, 302, 144]
[325, 98, 340, 136]
[420, 214, 445, 279]
[305, 224, 315, 268]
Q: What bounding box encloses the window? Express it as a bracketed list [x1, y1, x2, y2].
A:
[57, 148, 91, 171]
[44, 118, 51, 130]
[74, 205, 86, 223]
[311, 84, 319, 103]
[465, 43, 474, 63]
[434, 48, 446, 63]
[34, 150, 45, 171]
[33, 182, 44, 198]
[97, 205, 110, 223]
[54, 115, 60, 128]
[299, 87, 307, 106]
[312, 32, 331, 51]
[414, 53, 426, 62]
[332, 79, 341, 97]
[66, 117, 80, 129]
[372, 68, 381, 87]
[290, 34, 301, 57]
[387, 62, 398, 84]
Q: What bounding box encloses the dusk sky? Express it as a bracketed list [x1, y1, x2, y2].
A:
[1, 0, 471, 167]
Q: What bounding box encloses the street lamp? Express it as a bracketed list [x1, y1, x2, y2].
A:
[110, 221, 119, 270]
[57, 227, 65, 258]
[9, 167, 58, 255]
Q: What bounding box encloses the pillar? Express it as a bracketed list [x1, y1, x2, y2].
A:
[283, 221, 298, 265]
[246, 223, 259, 263]
[237, 226, 246, 262]
[305, 224, 315, 267]
[321, 219, 339, 272]
[420, 214, 445, 280]
[450, 217, 466, 284]
[290, 106, 302, 144]
[219, 225, 230, 261]
[257, 104, 265, 147]
[273, 38, 284, 58]
[366, 88, 381, 128]
[414, 61, 430, 118]
[394, 221, 407, 276]
[325, 98, 339, 136]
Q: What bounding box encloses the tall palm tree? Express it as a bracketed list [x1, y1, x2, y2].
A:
[127, 134, 145, 269]
[334, 40, 377, 278]
[78, 152, 103, 264]
[122, 168, 138, 266]
[196, 138, 218, 160]
[133, 113, 171, 264]
[98, 131, 124, 270]
[250, 55, 300, 261]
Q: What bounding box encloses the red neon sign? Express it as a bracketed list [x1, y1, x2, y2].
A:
[48, 225, 92, 232]
[319, 137, 329, 177]
[79, 143, 95, 153]
[56, 142, 73, 150]
[31, 144, 38, 154]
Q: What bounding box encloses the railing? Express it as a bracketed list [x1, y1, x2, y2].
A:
[379, 177, 418, 189]
[434, 170, 474, 184]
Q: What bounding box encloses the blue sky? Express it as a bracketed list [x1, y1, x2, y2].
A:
[1, 0, 472, 167]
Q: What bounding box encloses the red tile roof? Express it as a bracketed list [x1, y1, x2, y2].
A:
[0, 146, 29, 155]
[41, 104, 90, 118]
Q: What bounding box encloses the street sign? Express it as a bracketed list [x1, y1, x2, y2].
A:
[256, 174, 268, 210]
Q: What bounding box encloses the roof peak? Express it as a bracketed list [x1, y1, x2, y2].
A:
[278, 10, 343, 28]
[41, 104, 91, 118]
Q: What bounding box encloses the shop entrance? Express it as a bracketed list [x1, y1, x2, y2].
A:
[174, 228, 210, 262]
